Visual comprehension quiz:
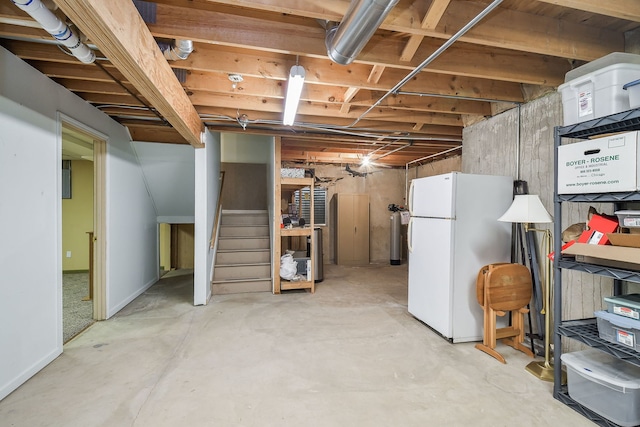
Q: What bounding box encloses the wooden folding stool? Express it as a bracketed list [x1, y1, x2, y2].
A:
[475, 263, 535, 364]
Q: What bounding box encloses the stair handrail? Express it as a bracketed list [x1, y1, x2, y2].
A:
[209, 171, 225, 249]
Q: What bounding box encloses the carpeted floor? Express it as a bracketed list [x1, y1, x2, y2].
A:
[62, 272, 94, 343]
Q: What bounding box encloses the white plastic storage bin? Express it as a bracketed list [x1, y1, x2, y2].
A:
[596, 310, 640, 351]
[615, 210, 640, 228]
[605, 294, 640, 320]
[558, 52, 640, 125]
[624, 79, 640, 109]
[562, 349, 640, 427]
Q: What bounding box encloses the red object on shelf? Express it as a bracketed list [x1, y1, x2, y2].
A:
[577, 214, 619, 245]
[549, 240, 576, 261]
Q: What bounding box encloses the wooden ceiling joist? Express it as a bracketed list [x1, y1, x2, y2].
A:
[533, 0, 640, 21]
[400, 0, 451, 62]
[54, 0, 204, 148]
[165, 0, 622, 61]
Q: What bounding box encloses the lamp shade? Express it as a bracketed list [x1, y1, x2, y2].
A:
[283, 65, 305, 126]
[498, 194, 553, 224]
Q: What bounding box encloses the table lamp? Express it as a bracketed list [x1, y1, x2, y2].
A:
[498, 194, 561, 382]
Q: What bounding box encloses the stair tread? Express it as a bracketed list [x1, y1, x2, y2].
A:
[216, 262, 270, 267]
[219, 236, 269, 239]
[218, 248, 270, 253]
[221, 224, 268, 226]
[211, 277, 271, 284]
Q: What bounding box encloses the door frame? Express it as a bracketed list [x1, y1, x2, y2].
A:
[59, 114, 108, 321]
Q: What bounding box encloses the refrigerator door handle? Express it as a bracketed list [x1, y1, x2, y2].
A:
[407, 217, 413, 253]
[408, 180, 415, 216]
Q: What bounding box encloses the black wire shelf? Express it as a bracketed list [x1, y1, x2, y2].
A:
[554, 106, 640, 427]
[558, 258, 640, 284]
[558, 318, 640, 366]
[556, 390, 627, 427]
[556, 192, 640, 203]
[557, 108, 640, 139]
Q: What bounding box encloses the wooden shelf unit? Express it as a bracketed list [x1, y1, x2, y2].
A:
[274, 141, 315, 294]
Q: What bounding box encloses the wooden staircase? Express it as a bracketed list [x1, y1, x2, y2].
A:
[211, 210, 271, 294]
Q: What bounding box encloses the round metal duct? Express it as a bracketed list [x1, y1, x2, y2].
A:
[325, 0, 399, 65]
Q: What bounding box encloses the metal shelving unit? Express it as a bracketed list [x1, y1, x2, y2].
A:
[553, 107, 640, 427]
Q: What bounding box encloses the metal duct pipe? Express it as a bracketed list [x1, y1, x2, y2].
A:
[159, 39, 194, 61]
[11, 0, 95, 64]
[350, 0, 504, 127]
[326, 0, 399, 65]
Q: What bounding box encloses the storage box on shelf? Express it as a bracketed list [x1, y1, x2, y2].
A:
[605, 294, 640, 320]
[616, 210, 640, 228]
[596, 310, 640, 351]
[558, 52, 640, 125]
[562, 349, 640, 427]
[563, 243, 640, 271]
[557, 131, 640, 194]
[554, 106, 640, 427]
[624, 79, 640, 110]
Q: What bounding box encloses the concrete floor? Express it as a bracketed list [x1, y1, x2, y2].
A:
[0, 264, 592, 427]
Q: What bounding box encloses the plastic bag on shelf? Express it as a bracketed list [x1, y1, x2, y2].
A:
[280, 254, 297, 280]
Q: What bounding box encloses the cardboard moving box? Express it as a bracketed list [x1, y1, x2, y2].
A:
[557, 131, 640, 194]
[607, 233, 640, 249]
[562, 243, 640, 271]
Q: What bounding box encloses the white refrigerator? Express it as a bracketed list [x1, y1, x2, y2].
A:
[407, 172, 513, 343]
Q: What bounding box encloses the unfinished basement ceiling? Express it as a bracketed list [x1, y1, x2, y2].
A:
[1, 0, 639, 167]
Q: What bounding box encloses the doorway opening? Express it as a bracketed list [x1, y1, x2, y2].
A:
[61, 120, 106, 342]
[156, 222, 194, 300]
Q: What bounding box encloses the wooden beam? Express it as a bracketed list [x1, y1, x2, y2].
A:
[180, 45, 526, 102]
[125, 123, 189, 144]
[27, 60, 121, 81]
[186, 81, 491, 116]
[54, 78, 134, 95]
[343, 87, 360, 103]
[421, 0, 453, 30]
[401, 0, 451, 62]
[53, 0, 204, 147]
[189, 92, 463, 126]
[349, 91, 492, 116]
[146, 4, 573, 85]
[182, 0, 622, 61]
[77, 92, 146, 107]
[0, 22, 51, 41]
[534, 0, 640, 21]
[340, 65, 386, 116]
[195, 106, 464, 136]
[368, 65, 386, 84]
[0, 38, 105, 64]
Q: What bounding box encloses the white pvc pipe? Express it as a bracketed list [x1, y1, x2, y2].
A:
[11, 0, 95, 63]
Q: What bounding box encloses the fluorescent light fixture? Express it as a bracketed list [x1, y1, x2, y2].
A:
[498, 194, 552, 224]
[283, 65, 305, 126]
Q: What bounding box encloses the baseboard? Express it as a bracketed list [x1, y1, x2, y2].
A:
[0, 345, 62, 401]
[107, 275, 158, 318]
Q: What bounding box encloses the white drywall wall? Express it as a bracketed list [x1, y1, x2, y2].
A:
[221, 133, 271, 163]
[0, 98, 62, 401]
[194, 129, 221, 305]
[0, 46, 158, 399]
[132, 141, 195, 223]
